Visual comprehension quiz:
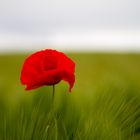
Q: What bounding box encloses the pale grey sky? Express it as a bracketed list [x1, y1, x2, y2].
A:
[0, 0, 140, 52]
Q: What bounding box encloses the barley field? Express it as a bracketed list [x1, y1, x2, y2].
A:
[0, 53, 140, 140]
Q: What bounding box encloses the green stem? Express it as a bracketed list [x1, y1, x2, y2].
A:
[52, 85, 55, 102]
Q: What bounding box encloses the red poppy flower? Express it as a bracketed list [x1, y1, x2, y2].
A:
[20, 49, 75, 92]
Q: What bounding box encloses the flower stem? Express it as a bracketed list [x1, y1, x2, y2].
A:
[52, 85, 55, 102]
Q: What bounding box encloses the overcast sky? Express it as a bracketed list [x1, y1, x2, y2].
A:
[0, 0, 140, 52]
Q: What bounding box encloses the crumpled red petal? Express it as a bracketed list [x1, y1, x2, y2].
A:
[20, 49, 75, 92]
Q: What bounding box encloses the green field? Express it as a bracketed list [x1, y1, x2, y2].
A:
[0, 53, 140, 140]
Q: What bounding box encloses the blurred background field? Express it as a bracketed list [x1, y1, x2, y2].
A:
[0, 52, 140, 140]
